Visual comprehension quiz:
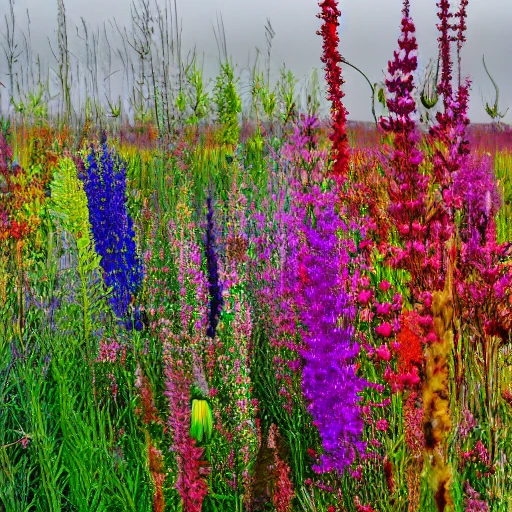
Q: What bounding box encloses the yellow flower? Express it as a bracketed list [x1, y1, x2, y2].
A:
[190, 399, 213, 443]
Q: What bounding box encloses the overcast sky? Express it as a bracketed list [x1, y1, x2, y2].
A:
[1, 0, 511, 123]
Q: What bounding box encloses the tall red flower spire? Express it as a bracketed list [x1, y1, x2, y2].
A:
[317, 0, 350, 183]
[430, 0, 471, 182]
[436, 0, 454, 109]
[455, 0, 469, 86]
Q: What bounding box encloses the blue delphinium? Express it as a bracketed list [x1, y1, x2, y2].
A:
[204, 194, 223, 339]
[79, 133, 144, 326]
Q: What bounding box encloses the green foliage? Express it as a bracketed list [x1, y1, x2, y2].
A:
[305, 68, 321, 118]
[0, 116, 11, 140]
[214, 61, 242, 146]
[48, 157, 106, 342]
[173, 61, 211, 127]
[251, 70, 276, 123]
[11, 84, 49, 122]
[420, 57, 440, 111]
[186, 63, 211, 125]
[482, 55, 509, 123]
[495, 150, 512, 243]
[106, 96, 122, 118]
[277, 67, 297, 124]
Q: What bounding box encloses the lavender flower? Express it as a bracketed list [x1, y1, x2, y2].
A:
[464, 482, 489, 512]
[298, 186, 367, 474]
[79, 134, 144, 322]
[452, 153, 501, 251]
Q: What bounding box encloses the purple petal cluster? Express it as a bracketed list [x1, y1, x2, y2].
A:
[464, 482, 489, 512]
[79, 134, 144, 322]
[453, 154, 501, 252]
[298, 186, 367, 474]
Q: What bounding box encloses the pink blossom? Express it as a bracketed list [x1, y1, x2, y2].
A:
[375, 302, 392, 316]
[375, 344, 392, 361]
[358, 289, 373, 305]
[375, 322, 393, 337]
[359, 308, 375, 323]
[379, 280, 391, 291]
[376, 419, 389, 432]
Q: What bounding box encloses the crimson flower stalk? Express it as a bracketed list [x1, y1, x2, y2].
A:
[317, 0, 350, 183]
[164, 363, 209, 512]
[379, 0, 435, 296]
[455, 0, 469, 85]
[436, 0, 454, 109]
[430, 0, 471, 224]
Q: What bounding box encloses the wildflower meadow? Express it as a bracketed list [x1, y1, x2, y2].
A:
[1, 0, 512, 510]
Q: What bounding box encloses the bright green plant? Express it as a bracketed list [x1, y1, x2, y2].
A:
[277, 66, 297, 125]
[482, 55, 509, 126]
[214, 61, 242, 146]
[185, 62, 211, 125]
[11, 84, 48, 123]
[48, 157, 106, 344]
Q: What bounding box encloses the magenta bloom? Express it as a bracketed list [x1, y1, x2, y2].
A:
[375, 323, 394, 338]
[379, 280, 391, 292]
[376, 419, 389, 432]
[358, 289, 373, 305]
[375, 302, 392, 316]
[375, 344, 392, 361]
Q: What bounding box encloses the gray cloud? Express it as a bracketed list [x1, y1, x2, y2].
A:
[1, 0, 510, 123]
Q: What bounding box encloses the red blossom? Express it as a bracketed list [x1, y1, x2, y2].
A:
[148, 440, 166, 512]
[397, 311, 424, 374]
[383, 457, 395, 493]
[436, 0, 454, 105]
[354, 496, 377, 512]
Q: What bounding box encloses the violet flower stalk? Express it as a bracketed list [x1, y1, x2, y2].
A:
[79, 133, 144, 324]
[204, 195, 223, 339]
[250, 115, 326, 415]
[298, 186, 367, 474]
[464, 482, 489, 512]
[451, 153, 512, 454]
[452, 154, 501, 258]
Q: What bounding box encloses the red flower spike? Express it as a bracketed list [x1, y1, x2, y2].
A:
[317, 0, 350, 183]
